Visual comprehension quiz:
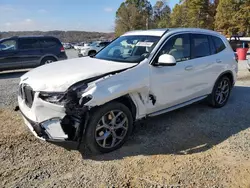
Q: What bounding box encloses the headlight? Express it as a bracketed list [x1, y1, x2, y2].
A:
[69, 82, 88, 98]
[39, 83, 89, 105]
[39, 92, 66, 104]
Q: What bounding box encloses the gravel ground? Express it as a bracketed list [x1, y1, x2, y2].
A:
[0, 53, 250, 187]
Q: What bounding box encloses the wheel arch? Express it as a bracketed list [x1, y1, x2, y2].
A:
[215, 70, 235, 87]
[40, 55, 58, 64]
[89, 94, 137, 121]
[88, 50, 97, 56]
[112, 95, 137, 121]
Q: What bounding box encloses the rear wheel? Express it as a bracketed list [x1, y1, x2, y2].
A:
[85, 102, 133, 154]
[208, 76, 232, 108]
[41, 57, 57, 65]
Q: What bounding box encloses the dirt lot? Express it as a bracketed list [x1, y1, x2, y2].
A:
[0, 55, 250, 188]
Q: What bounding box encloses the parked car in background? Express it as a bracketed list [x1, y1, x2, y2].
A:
[229, 35, 249, 51]
[63, 43, 73, 49]
[78, 41, 110, 57]
[0, 36, 67, 71]
[18, 28, 237, 154]
[73, 42, 85, 50]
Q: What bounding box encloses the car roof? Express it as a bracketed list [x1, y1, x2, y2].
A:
[122, 28, 222, 37]
[0, 35, 57, 41]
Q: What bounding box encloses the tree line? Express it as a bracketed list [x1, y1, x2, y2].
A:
[115, 0, 250, 37]
[0, 31, 114, 43]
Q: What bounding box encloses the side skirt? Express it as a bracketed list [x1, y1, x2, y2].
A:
[148, 95, 208, 117]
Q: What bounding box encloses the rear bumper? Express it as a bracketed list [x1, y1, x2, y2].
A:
[57, 53, 68, 60]
[20, 109, 78, 150]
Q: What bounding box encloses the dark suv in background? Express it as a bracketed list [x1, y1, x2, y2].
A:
[0, 36, 67, 71]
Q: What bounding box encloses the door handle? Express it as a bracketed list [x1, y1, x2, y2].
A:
[216, 59, 222, 63]
[185, 65, 193, 71]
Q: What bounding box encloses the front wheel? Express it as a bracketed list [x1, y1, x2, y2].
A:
[208, 76, 232, 108]
[85, 102, 133, 154]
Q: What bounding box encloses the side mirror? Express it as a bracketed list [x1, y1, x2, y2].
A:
[157, 54, 176, 66]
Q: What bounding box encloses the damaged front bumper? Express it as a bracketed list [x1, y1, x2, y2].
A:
[20, 109, 79, 150]
[18, 91, 89, 150]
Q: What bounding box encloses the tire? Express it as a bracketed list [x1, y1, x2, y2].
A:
[208, 76, 232, 108]
[88, 51, 96, 56]
[40, 57, 57, 65]
[85, 102, 133, 154]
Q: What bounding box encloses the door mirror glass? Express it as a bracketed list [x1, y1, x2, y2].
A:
[157, 54, 176, 66]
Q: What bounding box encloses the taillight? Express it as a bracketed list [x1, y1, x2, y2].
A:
[234, 52, 238, 62]
[60, 46, 65, 52]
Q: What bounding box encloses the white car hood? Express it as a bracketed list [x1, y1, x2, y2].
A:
[21, 57, 137, 92]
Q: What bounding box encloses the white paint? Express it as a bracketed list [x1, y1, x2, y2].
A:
[21, 57, 137, 92]
[227, 37, 250, 41]
[41, 119, 68, 139]
[19, 28, 238, 141]
[158, 54, 176, 65]
[136, 42, 154, 47]
[123, 29, 166, 37]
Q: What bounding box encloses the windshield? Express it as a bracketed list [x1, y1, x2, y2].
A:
[90, 42, 99, 47]
[95, 35, 160, 63]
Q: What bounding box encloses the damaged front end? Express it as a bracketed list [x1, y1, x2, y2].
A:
[18, 67, 136, 150]
[18, 81, 94, 150]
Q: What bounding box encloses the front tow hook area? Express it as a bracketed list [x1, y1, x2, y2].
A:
[14, 106, 20, 111]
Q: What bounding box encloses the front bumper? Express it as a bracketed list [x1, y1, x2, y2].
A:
[58, 52, 68, 60]
[78, 50, 88, 57]
[20, 108, 79, 150]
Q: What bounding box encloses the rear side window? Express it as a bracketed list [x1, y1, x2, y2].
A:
[19, 38, 40, 50]
[208, 36, 216, 54]
[40, 38, 60, 48]
[191, 34, 210, 59]
[212, 36, 226, 53]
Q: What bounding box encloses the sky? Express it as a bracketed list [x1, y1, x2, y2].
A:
[0, 0, 179, 32]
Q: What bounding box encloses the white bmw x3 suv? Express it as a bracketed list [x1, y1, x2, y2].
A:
[18, 28, 238, 154]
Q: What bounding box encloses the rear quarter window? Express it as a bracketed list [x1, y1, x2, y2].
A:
[40, 38, 60, 48]
[212, 36, 226, 53]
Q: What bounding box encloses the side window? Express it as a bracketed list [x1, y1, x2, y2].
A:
[208, 36, 216, 55]
[212, 36, 226, 53]
[40, 38, 59, 48]
[0, 40, 17, 51]
[157, 34, 191, 62]
[19, 38, 40, 50]
[191, 34, 210, 59]
[99, 42, 106, 47]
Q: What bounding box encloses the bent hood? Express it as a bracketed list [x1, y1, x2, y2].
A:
[21, 57, 137, 92]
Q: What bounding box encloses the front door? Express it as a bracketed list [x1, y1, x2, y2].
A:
[148, 33, 200, 113]
[0, 39, 21, 71]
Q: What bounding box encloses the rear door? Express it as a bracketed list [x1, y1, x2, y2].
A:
[0, 39, 21, 70]
[189, 33, 218, 96]
[18, 38, 43, 68]
[209, 35, 228, 85]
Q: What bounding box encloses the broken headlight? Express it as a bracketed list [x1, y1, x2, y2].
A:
[70, 82, 88, 98]
[39, 92, 66, 104]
